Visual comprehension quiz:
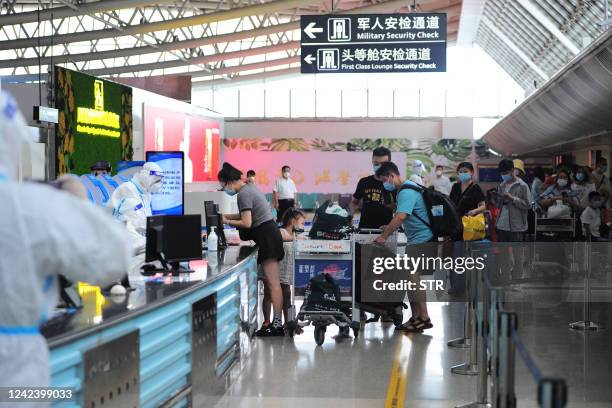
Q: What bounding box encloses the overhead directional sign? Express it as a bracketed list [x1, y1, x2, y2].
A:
[300, 13, 447, 74]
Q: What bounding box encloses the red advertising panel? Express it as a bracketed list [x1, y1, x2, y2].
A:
[144, 105, 220, 182]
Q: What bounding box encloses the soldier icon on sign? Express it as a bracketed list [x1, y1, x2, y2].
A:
[328, 18, 351, 41]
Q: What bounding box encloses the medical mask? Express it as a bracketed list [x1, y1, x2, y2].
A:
[373, 164, 381, 174]
[224, 187, 237, 196]
[150, 180, 162, 193]
[283, 172, 290, 178]
[383, 181, 396, 191]
[592, 199, 602, 208]
[557, 179, 568, 187]
[435, 170, 443, 177]
[575, 172, 585, 182]
[501, 174, 512, 182]
[458, 172, 472, 183]
[413, 166, 424, 176]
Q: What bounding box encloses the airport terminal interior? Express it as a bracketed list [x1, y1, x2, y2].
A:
[1, 0, 612, 407]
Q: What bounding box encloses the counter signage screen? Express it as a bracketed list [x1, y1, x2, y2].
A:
[55, 66, 133, 175]
[146, 151, 184, 215]
[294, 259, 352, 296]
[143, 105, 221, 182]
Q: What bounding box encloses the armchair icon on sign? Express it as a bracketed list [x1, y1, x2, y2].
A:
[317, 49, 340, 71]
[328, 18, 351, 42]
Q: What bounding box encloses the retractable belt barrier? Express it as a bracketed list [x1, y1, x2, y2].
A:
[451, 243, 568, 408]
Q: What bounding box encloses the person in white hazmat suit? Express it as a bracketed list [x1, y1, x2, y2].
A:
[110, 162, 164, 271]
[0, 91, 132, 402]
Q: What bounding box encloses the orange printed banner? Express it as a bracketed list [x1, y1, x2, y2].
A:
[223, 151, 407, 193]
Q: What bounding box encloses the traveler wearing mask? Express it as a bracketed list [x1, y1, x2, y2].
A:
[513, 159, 526, 179]
[495, 159, 531, 242]
[431, 164, 452, 196]
[374, 162, 432, 332]
[246, 169, 256, 184]
[581, 191, 609, 241]
[111, 161, 164, 243]
[450, 162, 486, 228]
[0, 91, 131, 393]
[350, 147, 394, 229]
[592, 158, 611, 207]
[538, 169, 578, 211]
[571, 166, 595, 209]
[220, 163, 285, 336]
[258, 209, 306, 335]
[409, 159, 427, 185]
[273, 165, 297, 222]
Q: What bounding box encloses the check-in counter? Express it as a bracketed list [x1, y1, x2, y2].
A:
[41, 245, 258, 408]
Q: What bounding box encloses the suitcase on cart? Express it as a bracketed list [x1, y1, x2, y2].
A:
[354, 229, 406, 327]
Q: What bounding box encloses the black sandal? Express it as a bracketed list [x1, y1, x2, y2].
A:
[395, 317, 423, 332]
[415, 317, 433, 330]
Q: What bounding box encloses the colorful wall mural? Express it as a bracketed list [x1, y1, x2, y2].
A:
[223, 137, 493, 193]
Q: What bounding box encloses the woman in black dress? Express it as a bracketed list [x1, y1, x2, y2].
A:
[450, 162, 486, 225]
[219, 163, 285, 337]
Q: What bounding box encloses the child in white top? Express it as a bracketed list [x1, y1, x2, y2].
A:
[580, 191, 603, 240]
[256, 209, 306, 335]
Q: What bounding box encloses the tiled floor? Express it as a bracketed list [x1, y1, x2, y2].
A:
[214, 299, 612, 408]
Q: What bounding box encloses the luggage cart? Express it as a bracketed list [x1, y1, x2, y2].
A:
[534, 208, 576, 241]
[286, 236, 360, 345]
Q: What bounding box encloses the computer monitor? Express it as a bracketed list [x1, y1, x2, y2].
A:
[145, 215, 202, 273]
[204, 200, 227, 248]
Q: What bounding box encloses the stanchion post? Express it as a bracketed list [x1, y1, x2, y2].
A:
[489, 289, 502, 408]
[498, 312, 517, 408]
[538, 378, 567, 408]
[449, 241, 473, 349]
[451, 262, 479, 376]
[570, 237, 602, 330]
[456, 267, 491, 407]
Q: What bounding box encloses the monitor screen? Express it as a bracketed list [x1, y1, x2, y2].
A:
[146, 151, 184, 215]
[145, 215, 202, 263]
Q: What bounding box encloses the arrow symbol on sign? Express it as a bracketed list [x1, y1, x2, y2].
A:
[304, 54, 316, 64]
[304, 22, 323, 39]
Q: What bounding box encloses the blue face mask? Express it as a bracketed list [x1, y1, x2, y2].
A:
[373, 164, 381, 174]
[501, 174, 512, 182]
[575, 172, 585, 182]
[383, 181, 395, 191]
[458, 172, 472, 183]
[224, 187, 236, 196]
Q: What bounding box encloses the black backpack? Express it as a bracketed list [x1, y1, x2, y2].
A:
[301, 273, 342, 313]
[308, 200, 353, 240]
[399, 183, 461, 240]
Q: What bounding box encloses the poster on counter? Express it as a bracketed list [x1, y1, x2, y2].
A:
[294, 259, 353, 297]
[143, 105, 221, 182]
[146, 151, 184, 215]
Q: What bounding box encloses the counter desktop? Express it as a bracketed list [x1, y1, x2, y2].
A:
[42, 212, 260, 407]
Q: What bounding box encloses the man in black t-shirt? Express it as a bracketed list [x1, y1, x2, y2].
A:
[350, 147, 395, 229]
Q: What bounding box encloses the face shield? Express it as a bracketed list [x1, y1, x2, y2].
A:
[137, 162, 164, 193]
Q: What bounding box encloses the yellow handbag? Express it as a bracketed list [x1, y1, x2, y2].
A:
[462, 213, 486, 241]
